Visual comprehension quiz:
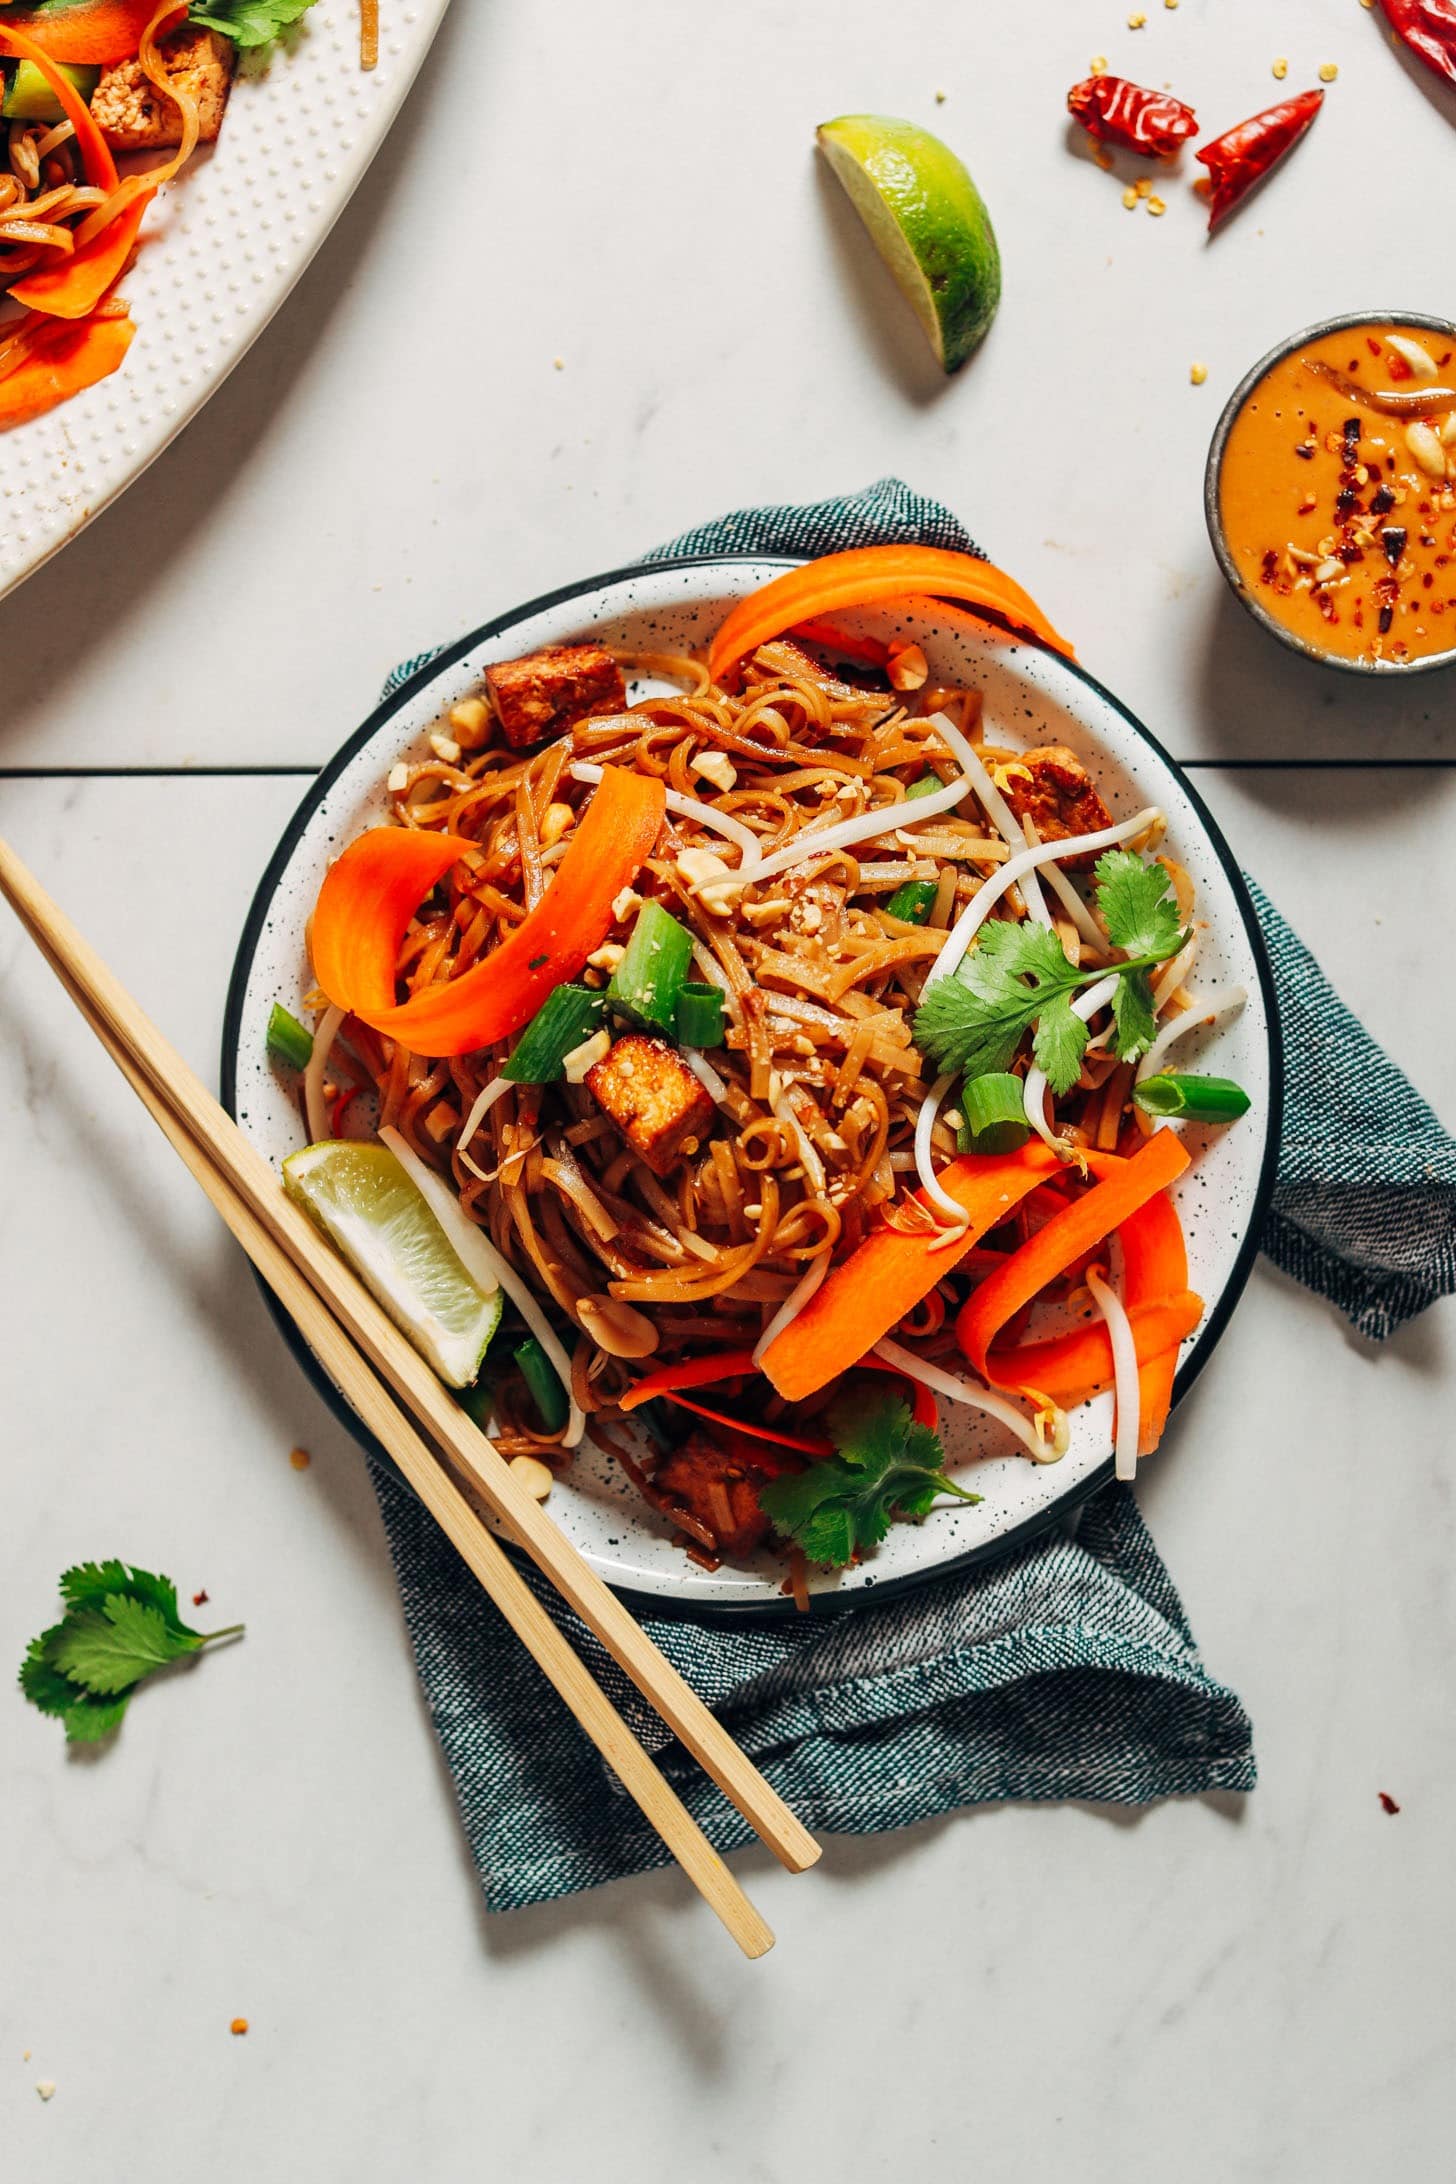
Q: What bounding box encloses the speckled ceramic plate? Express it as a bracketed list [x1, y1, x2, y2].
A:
[0, 0, 450, 605]
[223, 556, 1281, 1614]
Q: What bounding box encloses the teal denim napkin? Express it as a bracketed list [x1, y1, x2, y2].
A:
[367, 481, 1456, 1913]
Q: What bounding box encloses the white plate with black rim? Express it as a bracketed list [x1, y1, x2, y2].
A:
[222, 555, 1282, 1615]
[0, 0, 451, 606]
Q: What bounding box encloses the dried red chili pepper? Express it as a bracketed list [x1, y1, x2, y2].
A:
[1067, 76, 1198, 157]
[1379, 0, 1456, 91]
[1195, 89, 1323, 229]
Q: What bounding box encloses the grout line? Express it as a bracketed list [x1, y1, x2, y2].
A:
[1, 758, 1455, 783]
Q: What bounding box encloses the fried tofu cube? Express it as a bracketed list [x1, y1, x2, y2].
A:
[585, 1034, 714, 1178]
[483, 644, 626, 751]
[654, 1432, 774, 1561]
[92, 27, 235, 152]
[1002, 745, 1113, 870]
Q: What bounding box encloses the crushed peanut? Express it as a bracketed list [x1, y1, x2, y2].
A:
[1128, 10, 1146, 23]
[289, 1447, 310, 1472]
[448, 697, 491, 748]
[1189, 361, 1208, 384]
[690, 748, 738, 792]
[1271, 57, 1288, 79]
[1318, 62, 1338, 82]
[230, 2019, 249, 2036]
[1134, 176, 1152, 198]
[586, 941, 625, 972]
[428, 731, 461, 765]
[1090, 54, 1108, 73]
[563, 1028, 611, 1083]
[887, 642, 928, 691]
[36, 2079, 56, 2100]
[539, 801, 575, 847]
[611, 886, 642, 922]
[509, 1455, 555, 1500]
[1122, 185, 1139, 209]
[1146, 194, 1166, 216]
[386, 762, 409, 794]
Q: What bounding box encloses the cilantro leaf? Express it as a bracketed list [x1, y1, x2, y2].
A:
[187, 0, 319, 48]
[1095, 850, 1182, 961]
[60, 1561, 187, 1634]
[1031, 991, 1089, 1095]
[51, 1598, 201, 1696]
[1111, 967, 1157, 1063]
[757, 1395, 981, 1568]
[17, 1564, 243, 1741]
[19, 1624, 83, 1718]
[915, 919, 1084, 1080]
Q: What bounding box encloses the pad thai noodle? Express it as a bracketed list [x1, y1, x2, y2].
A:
[278, 549, 1250, 1596]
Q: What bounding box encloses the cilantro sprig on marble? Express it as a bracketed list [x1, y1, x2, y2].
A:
[758, 1395, 981, 1567]
[19, 1563, 243, 1745]
[914, 850, 1185, 1096]
[188, 0, 319, 48]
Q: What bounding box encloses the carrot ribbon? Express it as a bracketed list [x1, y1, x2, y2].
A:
[759, 1142, 1064, 1403]
[11, 186, 152, 318]
[310, 767, 666, 1058]
[0, 23, 118, 187]
[0, 309, 133, 427]
[956, 1130, 1191, 1378]
[707, 546, 1074, 684]
[0, 2, 185, 65]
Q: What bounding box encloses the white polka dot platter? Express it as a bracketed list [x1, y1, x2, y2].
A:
[0, 1, 451, 605]
[224, 557, 1280, 1614]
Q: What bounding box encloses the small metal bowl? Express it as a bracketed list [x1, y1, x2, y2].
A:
[1203, 308, 1456, 677]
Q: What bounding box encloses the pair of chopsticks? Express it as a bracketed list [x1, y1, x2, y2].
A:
[0, 836, 819, 1957]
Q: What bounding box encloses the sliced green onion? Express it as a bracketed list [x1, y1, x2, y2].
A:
[884, 878, 938, 924]
[266, 1003, 314, 1071]
[458, 1376, 494, 1431]
[905, 772, 944, 802]
[608, 900, 694, 1031]
[674, 982, 725, 1048]
[515, 1337, 570, 1433]
[1133, 1073, 1252, 1123]
[504, 985, 606, 1082]
[957, 1072, 1031, 1154]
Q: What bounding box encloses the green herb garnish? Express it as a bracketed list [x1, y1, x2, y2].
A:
[1133, 1072, 1251, 1122]
[914, 850, 1184, 1095]
[757, 1394, 980, 1568]
[187, 0, 319, 49]
[19, 1563, 243, 1745]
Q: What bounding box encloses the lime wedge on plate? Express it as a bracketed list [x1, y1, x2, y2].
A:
[283, 1140, 502, 1388]
[816, 113, 1002, 371]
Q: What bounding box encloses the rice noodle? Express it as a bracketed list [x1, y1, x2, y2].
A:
[921, 806, 1163, 996]
[304, 1005, 346, 1145]
[1086, 1265, 1140, 1481]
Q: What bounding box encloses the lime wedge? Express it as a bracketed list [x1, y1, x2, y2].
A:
[817, 114, 1002, 372]
[283, 1140, 502, 1388]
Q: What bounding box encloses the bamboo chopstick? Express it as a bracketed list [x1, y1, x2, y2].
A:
[0, 836, 820, 1885]
[37, 935, 772, 1957]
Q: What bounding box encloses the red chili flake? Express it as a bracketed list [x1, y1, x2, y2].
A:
[1067, 75, 1198, 156]
[192, 1588, 209, 1607]
[1387, 351, 1414, 382]
[1195, 90, 1324, 229]
[1378, 1, 1456, 92]
[1378, 1790, 1401, 1814]
[1366, 337, 1383, 357]
[331, 1084, 365, 1138]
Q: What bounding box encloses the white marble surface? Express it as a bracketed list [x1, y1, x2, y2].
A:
[2, 2, 1454, 2177]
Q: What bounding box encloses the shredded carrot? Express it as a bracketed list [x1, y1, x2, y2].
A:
[760, 1143, 1063, 1402]
[0, 309, 132, 427]
[708, 546, 1074, 684]
[1119, 1187, 1190, 1454]
[11, 188, 152, 319]
[311, 768, 665, 1057]
[955, 1131, 1192, 1379]
[0, 23, 118, 188]
[985, 1291, 1204, 1409]
[0, 2, 184, 66]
